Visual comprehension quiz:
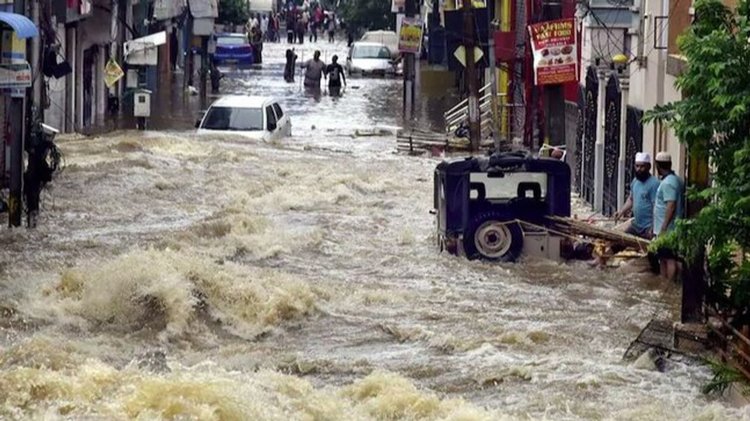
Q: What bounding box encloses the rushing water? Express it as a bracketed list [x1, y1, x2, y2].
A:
[0, 40, 748, 420]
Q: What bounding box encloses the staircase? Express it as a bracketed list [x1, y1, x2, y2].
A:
[395, 83, 501, 154]
[443, 83, 495, 141]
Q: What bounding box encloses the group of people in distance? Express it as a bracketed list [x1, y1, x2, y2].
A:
[284, 3, 338, 45]
[284, 50, 346, 98]
[614, 151, 685, 281]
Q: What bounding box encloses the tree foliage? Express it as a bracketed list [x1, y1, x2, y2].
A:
[644, 0, 750, 317]
[702, 358, 747, 395]
[218, 0, 250, 26]
[340, 0, 394, 32]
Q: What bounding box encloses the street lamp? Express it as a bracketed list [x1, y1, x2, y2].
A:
[612, 53, 629, 210]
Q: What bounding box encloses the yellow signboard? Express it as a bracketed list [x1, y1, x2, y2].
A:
[104, 58, 124, 88]
[1, 30, 26, 64]
[453, 46, 484, 67]
[453, 0, 486, 9]
[398, 17, 423, 54]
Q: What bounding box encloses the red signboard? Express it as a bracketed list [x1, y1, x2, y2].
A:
[528, 18, 578, 86]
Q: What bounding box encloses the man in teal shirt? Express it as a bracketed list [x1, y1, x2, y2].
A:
[615, 152, 661, 238]
[652, 151, 684, 281]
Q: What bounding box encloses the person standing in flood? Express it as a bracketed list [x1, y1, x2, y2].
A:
[298, 11, 308, 44]
[260, 14, 269, 41]
[250, 26, 263, 64]
[286, 12, 296, 43]
[284, 49, 298, 82]
[326, 13, 336, 43]
[324, 55, 346, 97]
[652, 151, 685, 281]
[301, 50, 326, 88]
[614, 152, 660, 239]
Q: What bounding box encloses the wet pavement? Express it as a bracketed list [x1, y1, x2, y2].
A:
[0, 40, 748, 420]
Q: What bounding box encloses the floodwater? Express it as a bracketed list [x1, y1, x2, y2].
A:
[0, 40, 747, 420]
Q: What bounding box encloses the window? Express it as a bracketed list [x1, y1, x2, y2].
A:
[266, 105, 277, 128]
[469, 172, 548, 199]
[217, 36, 247, 46]
[272, 103, 283, 120]
[201, 106, 263, 131]
[352, 45, 392, 59]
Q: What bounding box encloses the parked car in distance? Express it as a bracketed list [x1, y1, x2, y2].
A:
[360, 30, 399, 58]
[213, 33, 254, 67]
[346, 42, 400, 76]
[196, 95, 291, 141]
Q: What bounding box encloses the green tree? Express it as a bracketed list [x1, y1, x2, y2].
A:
[340, 0, 393, 32]
[645, 0, 750, 317]
[219, 0, 250, 26]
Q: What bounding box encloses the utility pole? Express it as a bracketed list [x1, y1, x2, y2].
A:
[541, 0, 564, 146]
[615, 54, 629, 209]
[8, 0, 27, 227]
[31, 0, 41, 113]
[185, 15, 194, 89]
[594, 59, 606, 213]
[462, 0, 481, 151]
[487, 12, 501, 152]
[403, 0, 417, 122]
[200, 35, 208, 104]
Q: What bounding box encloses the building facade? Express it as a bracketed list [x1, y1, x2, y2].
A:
[574, 0, 701, 215]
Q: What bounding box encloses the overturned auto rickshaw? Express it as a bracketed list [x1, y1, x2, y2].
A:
[433, 151, 573, 262]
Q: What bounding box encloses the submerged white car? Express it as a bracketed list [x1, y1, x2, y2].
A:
[196, 95, 291, 140]
[346, 42, 400, 76]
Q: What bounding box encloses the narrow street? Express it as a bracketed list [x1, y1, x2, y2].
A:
[0, 41, 745, 420]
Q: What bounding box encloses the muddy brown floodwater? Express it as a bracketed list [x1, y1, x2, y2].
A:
[0, 41, 747, 420]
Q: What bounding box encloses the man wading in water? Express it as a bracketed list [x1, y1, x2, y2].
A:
[301, 50, 326, 99]
[324, 55, 346, 97]
[284, 49, 298, 82]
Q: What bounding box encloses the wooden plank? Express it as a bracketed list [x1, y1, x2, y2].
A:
[547, 216, 651, 250]
[396, 139, 448, 146]
[396, 134, 446, 140]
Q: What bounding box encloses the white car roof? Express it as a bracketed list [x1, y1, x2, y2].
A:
[352, 41, 390, 48]
[210, 95, 276, 109]
[362, 31, 399, 42]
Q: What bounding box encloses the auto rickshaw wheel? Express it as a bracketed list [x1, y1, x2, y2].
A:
[464, 211, 524, 262]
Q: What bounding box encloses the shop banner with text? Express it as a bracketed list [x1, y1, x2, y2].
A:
[528, 18, 577, 85]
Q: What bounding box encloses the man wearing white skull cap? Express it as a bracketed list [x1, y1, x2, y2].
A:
[652, 150, 685, 281]
[614, 152, 660, 239]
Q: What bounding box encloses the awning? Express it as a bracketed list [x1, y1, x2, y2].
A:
[0, 11, 39, 39]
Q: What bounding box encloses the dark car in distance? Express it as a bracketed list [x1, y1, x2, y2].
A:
[213, 33, 254, 67]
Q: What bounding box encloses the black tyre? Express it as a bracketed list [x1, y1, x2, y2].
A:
[464, 211, 524, 262]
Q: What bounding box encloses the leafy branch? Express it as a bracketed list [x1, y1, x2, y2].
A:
[643, 0, 750, 320]
[702, 358, 748, 395]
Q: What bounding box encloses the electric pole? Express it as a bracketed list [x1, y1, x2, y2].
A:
[542, 0, 564, 146]
[403, 0, 417, 122]
[487, 12, 500, 152]
[462, 0, 481, 151]
[200, 36, 208, 104]
[8, 0, 27, 227]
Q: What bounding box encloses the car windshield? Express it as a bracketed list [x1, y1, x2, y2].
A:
[217, 36, 246, 46]
[469, 172, 548, 199]
[201, 106, 263, 131]
[352, 45, 391, 59]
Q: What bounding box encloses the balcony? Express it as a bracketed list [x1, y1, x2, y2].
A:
[52, 0, 93, 24]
